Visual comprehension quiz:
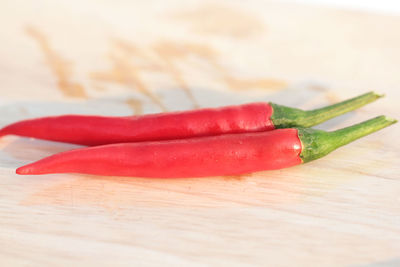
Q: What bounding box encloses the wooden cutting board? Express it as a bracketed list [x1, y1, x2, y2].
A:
[1, 0, 399, 266]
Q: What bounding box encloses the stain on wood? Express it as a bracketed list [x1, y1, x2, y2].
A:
[125, 98, 143, 115]
[90, 47, 168, 111]
[153, 42, 200, 108]
[25, 26, 87, 98]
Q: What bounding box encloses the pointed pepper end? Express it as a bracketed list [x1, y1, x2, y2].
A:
[16, 166, 32, 175]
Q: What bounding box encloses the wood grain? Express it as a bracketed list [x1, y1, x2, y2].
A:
[0, 0, 399, 266]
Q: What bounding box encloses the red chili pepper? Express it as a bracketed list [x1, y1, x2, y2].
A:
[1, 92, 381, 146]
[16, 116, 396, 178]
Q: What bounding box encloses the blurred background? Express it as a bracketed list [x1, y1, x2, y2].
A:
[291, 0, 400, 14]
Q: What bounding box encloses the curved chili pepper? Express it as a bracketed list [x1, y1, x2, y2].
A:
[16, 116, 396, 178]
[0, 92, 382, 146]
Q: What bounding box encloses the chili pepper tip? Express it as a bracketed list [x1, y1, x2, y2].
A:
[16, 165, 37, 175]
[16, 166, 28, 175]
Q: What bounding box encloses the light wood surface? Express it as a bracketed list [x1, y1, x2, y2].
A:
[1, 1, 399, 266]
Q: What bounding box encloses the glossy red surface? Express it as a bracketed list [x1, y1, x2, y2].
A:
[16, 129, 302, 178]
[0, 103, 274, 146]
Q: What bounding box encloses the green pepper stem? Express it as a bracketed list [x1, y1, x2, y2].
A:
[271, 91, 383, 128]
[299, 116, 397, 163]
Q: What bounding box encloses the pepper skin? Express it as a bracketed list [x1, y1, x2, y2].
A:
[15, 116, 397, 178]
[0, 103, 273, 146]
[0, 92, 382, 146]
[16, 129, 302, 177]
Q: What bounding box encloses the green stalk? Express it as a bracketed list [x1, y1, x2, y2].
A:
[270, 91, 383, 128]
[299, 116, 397, 163]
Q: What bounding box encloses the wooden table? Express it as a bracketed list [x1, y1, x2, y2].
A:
[1, 1, 399, 266]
